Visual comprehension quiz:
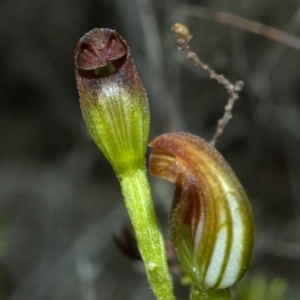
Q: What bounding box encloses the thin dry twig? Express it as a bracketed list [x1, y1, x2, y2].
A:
[171, 23, 244, 146]
[179, 5, 300, 52]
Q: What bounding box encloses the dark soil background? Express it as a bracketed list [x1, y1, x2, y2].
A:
[1, 0, 300, 299]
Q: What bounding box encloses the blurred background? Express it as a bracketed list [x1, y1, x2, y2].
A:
[1, 0, 300, 299]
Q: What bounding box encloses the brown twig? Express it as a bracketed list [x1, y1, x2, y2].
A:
[171, 23, 244, 146]
[179, 5, 300, 52]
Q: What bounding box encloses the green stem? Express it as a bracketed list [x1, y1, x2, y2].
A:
[190, 285, 231, 300]
[119, 166, 174, 300]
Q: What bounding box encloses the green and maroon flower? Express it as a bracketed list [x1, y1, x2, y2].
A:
[75, 28, 149, 175]
[149, 132, 254, 291]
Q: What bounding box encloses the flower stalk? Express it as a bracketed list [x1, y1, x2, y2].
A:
[119, 168, 174, 300]
[74, 28, 174, 300]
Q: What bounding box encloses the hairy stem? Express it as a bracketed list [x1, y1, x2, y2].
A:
[119, 167, 174, 300]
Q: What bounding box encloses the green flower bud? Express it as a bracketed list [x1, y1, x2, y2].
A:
[74, 28, 150, 175]
[149, 132, 254, 292]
